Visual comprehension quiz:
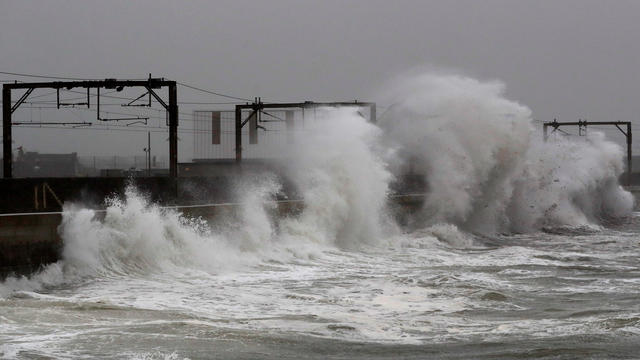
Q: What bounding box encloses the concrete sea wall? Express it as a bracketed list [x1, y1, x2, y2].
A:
[3, 188, 638, 277]
[0, 212, 63, 275]
[0, 195, 424, 277]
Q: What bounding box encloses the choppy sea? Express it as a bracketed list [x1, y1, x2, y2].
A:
[2, 203, 639, 359]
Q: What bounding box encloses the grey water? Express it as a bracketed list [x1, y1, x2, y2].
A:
[1, 213, 639, 359]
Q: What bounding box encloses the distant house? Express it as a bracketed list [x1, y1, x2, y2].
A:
[13, 150, 79, 178]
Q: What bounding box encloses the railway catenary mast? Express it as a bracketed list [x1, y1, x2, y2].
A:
[3, 77, 179, 178]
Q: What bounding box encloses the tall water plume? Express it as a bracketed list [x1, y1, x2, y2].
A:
[278, 107, 394, 248]
[378, 72, 633, 233]
[58, 187, 255, 277]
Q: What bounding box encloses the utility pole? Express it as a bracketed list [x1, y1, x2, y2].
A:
[143, 132, 151, 176]
[3, 87, 11, 177]
[147, 131, 151, 177]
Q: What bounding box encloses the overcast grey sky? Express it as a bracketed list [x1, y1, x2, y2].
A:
[1, 0, 640, 159]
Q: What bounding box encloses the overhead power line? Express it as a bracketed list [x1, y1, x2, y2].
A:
[176, 81, 252, 102]
[0, 70, 101, 81]
[2, 71, 253, 104]
[14, 104, 199, 122]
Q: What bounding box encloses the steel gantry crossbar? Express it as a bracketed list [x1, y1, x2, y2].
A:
[2, 77, 179, 178]
[233, 100, 376, 162]
[543, 119, 632, 185]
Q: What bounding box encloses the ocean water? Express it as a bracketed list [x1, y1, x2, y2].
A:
[1, 72, 639, 359]
[1, 210, 639, 359]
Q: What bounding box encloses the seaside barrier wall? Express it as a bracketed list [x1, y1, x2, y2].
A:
[2, 181, 638, 277]
[0, 195, 424, 276]
[0, 175, 427, 214]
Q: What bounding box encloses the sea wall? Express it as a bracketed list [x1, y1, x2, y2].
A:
[0, 195, 424, 277]
[2, 188, 636, 277]
[0, 212, 62, 275]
